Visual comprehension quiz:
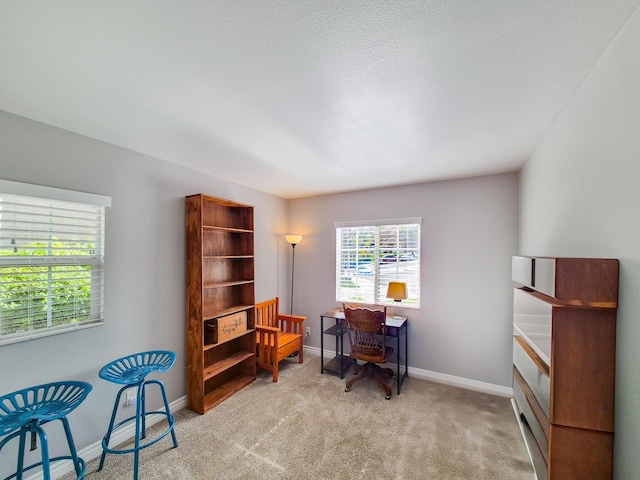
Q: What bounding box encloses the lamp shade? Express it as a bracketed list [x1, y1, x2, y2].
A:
[285, 234, 303, 245]
[386, 281, 408, 302]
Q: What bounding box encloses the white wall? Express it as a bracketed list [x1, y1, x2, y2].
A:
[289, 173, 519, 388]
[519, 10, 640, 479]
[0, 110, 289, 475]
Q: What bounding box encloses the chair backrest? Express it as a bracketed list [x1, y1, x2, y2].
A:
[255, 298, 280, 328]
[343, 304, 387, 361]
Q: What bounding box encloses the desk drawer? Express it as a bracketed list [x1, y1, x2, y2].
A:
[513, 336, 550, 419]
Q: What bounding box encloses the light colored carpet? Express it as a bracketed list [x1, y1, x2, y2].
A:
[69, 354, 534, 479]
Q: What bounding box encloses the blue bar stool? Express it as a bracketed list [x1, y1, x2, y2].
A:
[98, 350, 178, 479]
[0, 381, 92, 480]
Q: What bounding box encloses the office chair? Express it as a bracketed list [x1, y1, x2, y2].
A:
[343, 304, 395, 399]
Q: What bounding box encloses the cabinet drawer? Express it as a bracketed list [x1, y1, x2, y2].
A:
[513, 288, 552, 365]
[512, 256, 556, 297]
[512, 256, 534, 289]
[513, 370, 548, 468]
[531, 258, 556, 298]
[513, 400, 548, 480]
[513, 336, 550, 418]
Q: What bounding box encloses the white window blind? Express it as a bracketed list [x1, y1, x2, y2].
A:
[335, 219, 420, 307]
[0, 180, 110, 346]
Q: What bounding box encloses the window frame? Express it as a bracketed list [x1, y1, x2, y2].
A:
[335, 218, 421, 308]
[0, 179, 111, 346]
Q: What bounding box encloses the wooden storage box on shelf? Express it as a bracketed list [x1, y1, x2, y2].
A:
[216, 311, 248, 343]
[204, 311, 249, 346]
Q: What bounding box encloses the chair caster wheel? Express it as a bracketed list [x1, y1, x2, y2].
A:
[385, 395, 391, 400]
[345, 388, 350, 392]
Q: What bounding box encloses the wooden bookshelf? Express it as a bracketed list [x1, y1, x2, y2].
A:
[185, 194, 256, 414]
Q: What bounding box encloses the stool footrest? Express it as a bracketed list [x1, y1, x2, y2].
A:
[2, 456, 87, 480]
[101, 412, 176, 455]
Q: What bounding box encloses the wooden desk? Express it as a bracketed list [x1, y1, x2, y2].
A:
[319, 308, 408, 394]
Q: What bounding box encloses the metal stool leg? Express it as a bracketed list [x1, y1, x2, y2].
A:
[98, 386, 127, 472]
[60, 416, 84, 478]
[156, 381, 178, 448]
[34, 424, 51, 480]
[133, 385, 143, 480]
[139, 383, 146, 440]
[6, 422, 51, 480]
[16, 428, 27, 480]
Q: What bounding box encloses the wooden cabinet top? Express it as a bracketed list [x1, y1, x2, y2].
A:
[512, 256, 618, 308]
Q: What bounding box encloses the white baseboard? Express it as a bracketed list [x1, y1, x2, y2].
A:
[26, 395, 187, 480]
[305, 345, 513, 397]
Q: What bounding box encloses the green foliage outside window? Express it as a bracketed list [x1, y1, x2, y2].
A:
[0, 241, 94, 336]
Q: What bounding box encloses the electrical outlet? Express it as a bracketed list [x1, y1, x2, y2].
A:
[125, 390, 137, 407]
[305, 327, 311, 337]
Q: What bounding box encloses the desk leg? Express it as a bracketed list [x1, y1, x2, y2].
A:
[396, 331, 401, 395]
[404, 323, 408, 386]
[320, 315, 325, 374]
[395, 323, 408, 395]
[339, 329, 344, 379]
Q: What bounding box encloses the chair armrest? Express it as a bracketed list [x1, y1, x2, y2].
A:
[278, 314, 306, 324]
[277, 314, 306, 334]
[256, 325, 280, 333]
[256, 325, 280, 352]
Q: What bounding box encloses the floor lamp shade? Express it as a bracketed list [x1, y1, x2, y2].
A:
[285, 235, 303, 246]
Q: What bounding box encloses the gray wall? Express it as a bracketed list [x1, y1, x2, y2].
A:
[0, 110, 289, 473]
[519, 11, 640, 480]
[288, 173, 519, 388]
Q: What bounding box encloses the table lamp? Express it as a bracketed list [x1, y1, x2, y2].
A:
[386, 281, 407, 319]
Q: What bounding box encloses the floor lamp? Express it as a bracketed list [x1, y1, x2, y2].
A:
[285, 235, 302, 314]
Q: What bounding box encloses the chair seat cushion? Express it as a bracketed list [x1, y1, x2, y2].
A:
[258, 331, 301, 348]
[351, 345, 393, 363]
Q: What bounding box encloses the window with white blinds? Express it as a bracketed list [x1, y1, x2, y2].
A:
[335, 219, 420, 307]
[0, 180, 110, 346]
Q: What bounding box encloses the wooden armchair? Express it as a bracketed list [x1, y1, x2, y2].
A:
[255, 297, 306, 382]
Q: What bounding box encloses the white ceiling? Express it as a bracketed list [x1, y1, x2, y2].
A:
[1, 1, 638, 199]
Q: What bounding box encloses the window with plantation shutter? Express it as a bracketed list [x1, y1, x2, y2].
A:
[0, 180, 111, 346]
[335, 218, 420, 307]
